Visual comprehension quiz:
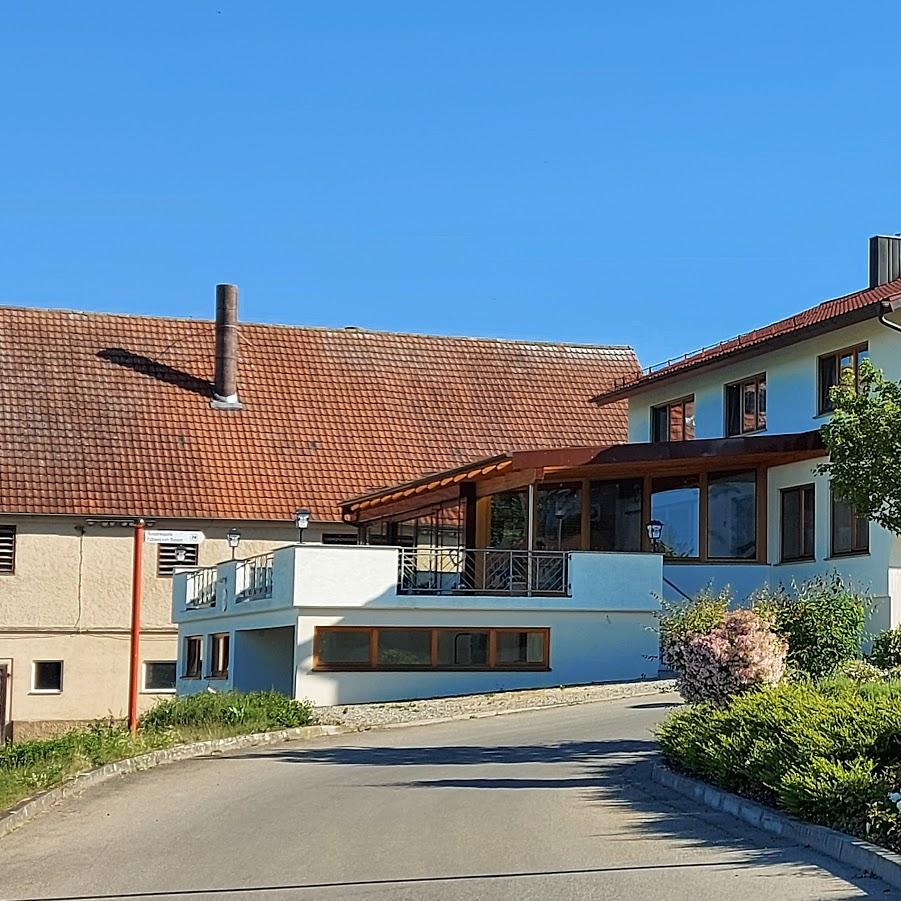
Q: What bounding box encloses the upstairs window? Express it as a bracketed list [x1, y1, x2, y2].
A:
[818, 344, 868, 414]
[726, 374, 766, 436]
[651, 397, 695, 442]
[157, 543, 199, 577]
[0, 526, 15, 574]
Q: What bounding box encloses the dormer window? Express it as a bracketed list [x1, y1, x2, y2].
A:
[725, 374, 766, 436]
[651, 396, 695, 442]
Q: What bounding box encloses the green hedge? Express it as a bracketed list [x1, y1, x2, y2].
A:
[657, 680, 901, 851]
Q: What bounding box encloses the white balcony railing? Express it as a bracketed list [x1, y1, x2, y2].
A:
[398, 547, 569, 597]
[235, 553, 274, 603]
[185, 566, 218, 608]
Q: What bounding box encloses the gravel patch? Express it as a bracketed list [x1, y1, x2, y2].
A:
[316, 679, 677, 728]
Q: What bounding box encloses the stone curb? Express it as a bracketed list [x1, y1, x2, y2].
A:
[652, 764, 901, 892]
[346, 679, 678, 731]
[0, 679, 675, 841]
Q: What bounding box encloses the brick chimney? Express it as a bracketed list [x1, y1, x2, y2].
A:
[211, 283, 242, 410]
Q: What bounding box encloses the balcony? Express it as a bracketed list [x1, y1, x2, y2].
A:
[172, 544, 664, 622]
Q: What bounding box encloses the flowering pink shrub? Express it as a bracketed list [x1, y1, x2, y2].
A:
[678, 609, 788, 705]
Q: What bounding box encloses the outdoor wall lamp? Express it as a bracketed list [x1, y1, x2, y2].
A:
[226, 527, 242, 559]
[294, 507, 311, 544]
[646, 519, 664, 552]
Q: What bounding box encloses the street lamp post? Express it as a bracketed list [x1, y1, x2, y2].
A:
[294, 507, 311, 545]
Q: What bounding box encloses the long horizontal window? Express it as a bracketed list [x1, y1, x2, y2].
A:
[313, 627, 550, 671]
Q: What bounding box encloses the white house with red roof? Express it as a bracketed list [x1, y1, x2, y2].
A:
[173, 236, 901, 707]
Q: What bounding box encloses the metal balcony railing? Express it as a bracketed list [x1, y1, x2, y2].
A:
[235, 553, 274, 602]
[185, 566, 218, 609]
[398, 547, 569, 597]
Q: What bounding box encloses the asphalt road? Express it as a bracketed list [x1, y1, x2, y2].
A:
[0, 694, 893, 901]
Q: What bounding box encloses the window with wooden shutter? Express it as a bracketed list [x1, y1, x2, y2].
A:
[0, 526, 15, 574]
[157, 543, 199, 577]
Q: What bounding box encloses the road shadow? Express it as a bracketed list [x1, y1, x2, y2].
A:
[228, 735, 887, 898]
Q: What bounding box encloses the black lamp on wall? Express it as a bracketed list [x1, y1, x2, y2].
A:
[646, 519, 664, 553]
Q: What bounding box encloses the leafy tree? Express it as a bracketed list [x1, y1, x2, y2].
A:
[819, 360, 901, 535]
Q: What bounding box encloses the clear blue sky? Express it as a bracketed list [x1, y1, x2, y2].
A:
[3, 2, 901, 367]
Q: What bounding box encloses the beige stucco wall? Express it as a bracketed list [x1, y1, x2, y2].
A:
[0, 515, 355, 731]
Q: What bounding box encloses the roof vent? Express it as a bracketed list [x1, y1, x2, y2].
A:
[211, 283, 243, 410]
[869, 235, 901, 287]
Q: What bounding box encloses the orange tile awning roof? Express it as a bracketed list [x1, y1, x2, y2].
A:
[593, 277, 901, 405]
[0, 305, 638, 523]
[342, 430, 827, 519]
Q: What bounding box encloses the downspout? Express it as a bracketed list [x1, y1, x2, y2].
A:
[878, 296, 901, 334]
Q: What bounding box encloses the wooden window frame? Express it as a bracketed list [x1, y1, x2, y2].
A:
[780, 484, 816, 563]
[183, 636, 203, 678]
[830, 489, 870, 558]
[157, 543, 199, 578]
[651, 396, 696, 443]
[647, 467, 766, 565]
[817, 343, 868, 415]
[312, 626, 551, 672]
[209, 633, 230, 679]
[725, 373, 767, 436]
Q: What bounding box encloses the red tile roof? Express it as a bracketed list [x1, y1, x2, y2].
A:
[593, 278, 901, 405]
[0, 306, 637, 522]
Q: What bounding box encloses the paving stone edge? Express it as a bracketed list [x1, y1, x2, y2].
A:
[652, 763, 901, 892]
[0, 679, 674, 840]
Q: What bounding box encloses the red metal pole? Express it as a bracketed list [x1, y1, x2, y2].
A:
[127, 519, 145, 735]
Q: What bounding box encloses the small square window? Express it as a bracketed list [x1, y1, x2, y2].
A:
[33, 661, 63, 693]
[143, 661, 177, 692]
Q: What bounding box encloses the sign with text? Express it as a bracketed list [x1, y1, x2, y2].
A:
[144, 530, 205, 545]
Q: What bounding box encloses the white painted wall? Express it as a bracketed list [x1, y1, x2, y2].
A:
[294, 608, 660, 706]
[624, 314, 901, 630]
[175, 545, 664, 705]
[627, 316, 901, 442]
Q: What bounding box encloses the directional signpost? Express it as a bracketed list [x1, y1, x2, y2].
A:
[144, 530, 206, 545]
